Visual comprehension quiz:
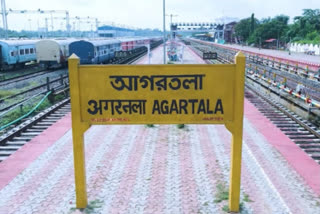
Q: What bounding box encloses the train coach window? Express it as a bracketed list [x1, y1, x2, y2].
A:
[25, 49, 29, 54]
[104, 50, 106, 54]
[10, 51, 15, 56]
[20, 49, 24, 55]
[30, 48, 34, 54]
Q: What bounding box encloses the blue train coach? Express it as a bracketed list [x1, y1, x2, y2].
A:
[69, 39, 121, 64]
[0, 39, 38, 70]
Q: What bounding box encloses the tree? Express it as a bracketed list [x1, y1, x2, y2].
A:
[250, 13, 255, 35]
[247, 15, 289, 47]
[234, 16, 259, 43]
[292, 9, 320, 41]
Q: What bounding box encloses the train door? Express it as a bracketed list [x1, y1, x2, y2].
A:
[16, 46, 22, 64]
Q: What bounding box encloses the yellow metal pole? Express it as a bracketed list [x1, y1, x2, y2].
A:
[68, 54, 90, 208]
[228, 51, 245, 212]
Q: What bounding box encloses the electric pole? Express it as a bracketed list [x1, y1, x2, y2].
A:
[0, 8, 71, 37]
[163, 0, 166, 64]
[166, 14, 178, 40]
[1, 0, 8, 39]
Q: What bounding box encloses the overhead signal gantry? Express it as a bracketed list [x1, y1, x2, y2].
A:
[0, 5, 71, 39]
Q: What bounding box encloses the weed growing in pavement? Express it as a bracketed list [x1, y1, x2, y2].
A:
[145, 124, 155, 128]
[213, 181, 250, 213]
[222, 205, 229, 212]
[177, 124, 185, 129]
[243, 192, 254, 202]
[69, 199, 104, 214]
[222, 202, 244, 213]
[214, 182, 229, 203]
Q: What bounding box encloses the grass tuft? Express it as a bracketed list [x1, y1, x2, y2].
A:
[69, 199, 104, 214]
[177, 124, 185, 129]
[243, 193, 254, 202]
[214, 183, 229, 203]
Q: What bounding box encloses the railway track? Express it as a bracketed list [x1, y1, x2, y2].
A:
[187, 39, 320, 164]
[245, 85, 320, 164]
[0, 70, 54, 87]
[112, 40, 163, 64]
[0, 98, 70, 162]
[186, 39, 320, 100]
[0, 43, 163, 163]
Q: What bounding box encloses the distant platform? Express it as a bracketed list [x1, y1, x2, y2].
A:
[0, 44, 319, 214]
[223, 43, 320, 66]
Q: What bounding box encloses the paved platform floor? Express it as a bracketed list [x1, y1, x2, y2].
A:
[222, 44, 320, 66]
[0, 44, 320, 214]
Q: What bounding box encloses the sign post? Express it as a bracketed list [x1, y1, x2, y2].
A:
[226, 52, 245, 211]
[69, 55, 90, 208]
[68, 52, 245, 212]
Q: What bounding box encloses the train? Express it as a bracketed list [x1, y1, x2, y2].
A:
[0, 39, 38, 70]
[0, 37, 162, 70]
[35, 38, 76, 68]
[69, 39, 122, 64]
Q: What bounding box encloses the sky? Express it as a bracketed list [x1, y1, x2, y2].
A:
[2, 0, 320, 31]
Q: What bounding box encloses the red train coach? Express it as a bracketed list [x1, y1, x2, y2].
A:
[118, 38, 135, 51]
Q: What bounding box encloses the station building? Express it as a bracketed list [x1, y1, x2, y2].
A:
[97, 25, 135, 37]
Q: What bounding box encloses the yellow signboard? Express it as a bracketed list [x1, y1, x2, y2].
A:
[79, 65, 235, 124]
[68, 52, 245, 212]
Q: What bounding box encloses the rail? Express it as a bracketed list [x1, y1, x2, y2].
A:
[0, 74, 69, 112]
[186, 39, 320, 107]
[0, 91, 52, 131]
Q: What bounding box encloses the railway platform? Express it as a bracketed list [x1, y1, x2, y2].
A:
[222, 43, 320, 67]
[0, 44, 320, 214]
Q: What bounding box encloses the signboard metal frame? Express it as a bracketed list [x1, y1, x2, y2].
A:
[68, 52, 245, 212]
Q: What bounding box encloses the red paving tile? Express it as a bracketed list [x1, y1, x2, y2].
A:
[244, 99, 320, 195]
[0, 113, 71, 190]
[1, 42, 320, 213]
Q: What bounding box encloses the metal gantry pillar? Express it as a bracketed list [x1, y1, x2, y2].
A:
[95, 18, 99, 37]
[66, 11, 71, 37]
[163, 0, 166, 64]
[147, 44, 151, 64]
[1, 9, 71, 37]
[1, 0, 8, 39]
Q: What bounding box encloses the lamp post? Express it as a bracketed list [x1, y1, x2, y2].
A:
[166, 14, 178, 40]
[163, 0, 166, 64]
